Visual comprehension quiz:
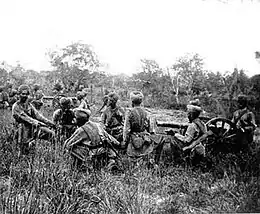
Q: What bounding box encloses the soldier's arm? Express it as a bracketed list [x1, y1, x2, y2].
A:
[100, 110, 107, 125]
[12, 103, 39, 126]
[52, 109, 61, 125]
[31, 104, 54, 126]
[64, 127, 85, 149]
[175, 124, 195, 145]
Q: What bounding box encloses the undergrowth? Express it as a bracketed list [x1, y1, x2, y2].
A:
[0, 109, 260, 213]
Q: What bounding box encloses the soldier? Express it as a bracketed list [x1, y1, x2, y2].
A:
[172, 104, 206, 166]
[101, 92, 125, 143]
[31, 90, 44, 110]
[0, 86, 9, 109]
[64, 108, 119, 170]
[12, 84, 55, 154]
[76, 91, 90, 110]
[8, 89, 18, 108]
[53, 97, 76, 140]
[232, 94, 257, 153]
[32, 84, 41, 98]
[123, 91, 154, 158]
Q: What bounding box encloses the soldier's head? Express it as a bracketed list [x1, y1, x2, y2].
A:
[18, 84, 30, 103]
[237, 94, 247, 109]
[33, 84, 40, 92]
[187, 104, 202, 122]
[76, 91, 85, 100]
[74, 108, 91, 126]
[35, 90, 44, 100]
[108, 92, 119, 108]
[130, 91, 144, 107]
[60, 97, 71, 110]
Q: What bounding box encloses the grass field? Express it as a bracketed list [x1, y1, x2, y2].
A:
[0, 107, 260, 213]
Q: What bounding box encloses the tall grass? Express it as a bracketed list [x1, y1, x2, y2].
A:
[0, 109, 260, 213]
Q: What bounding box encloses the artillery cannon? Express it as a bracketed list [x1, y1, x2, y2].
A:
[155, 116, 238, 165]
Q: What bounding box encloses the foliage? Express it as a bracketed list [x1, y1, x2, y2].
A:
[0, 45, 259, 122]
[170, 53, 207, 99]
[47, 42, 101, 92]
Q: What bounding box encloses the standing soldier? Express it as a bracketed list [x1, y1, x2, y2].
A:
[53, 97, 76, 140]
[76, 91, 90, 110]
[64, 108, 120, 170]
[232, 94, 257, 153]
[123, 91, 154, 159]
[12, 84, 55, 155]
[101, 92, 125, 143]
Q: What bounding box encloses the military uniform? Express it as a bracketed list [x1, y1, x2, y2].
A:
[174, 117, 206, 156]
[76, 91, 90, 110]
[123, 91, 154, 158]
[232, 107, 257, 152]
[12, 99, 54, 154]
[31, 90, 44, 110]
[8, 89, 18, 108]
[101, 106, 125, 142]
[65, 109, 119, 169]
[53, 108, 76, 139]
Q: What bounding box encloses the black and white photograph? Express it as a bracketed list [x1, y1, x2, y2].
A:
[0, 0, 260, 213]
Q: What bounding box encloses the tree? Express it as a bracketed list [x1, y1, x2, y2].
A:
[133, 59, 173, 107]
[133, 60, 160, 97]
[48, 42, 101, 92]
[169, 53, 207, 103]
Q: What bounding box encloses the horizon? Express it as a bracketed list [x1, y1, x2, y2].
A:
[0, 0, 260, 77]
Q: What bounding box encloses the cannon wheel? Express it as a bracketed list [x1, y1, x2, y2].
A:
[52, 94, 66, 109]
[205, 117, 237, 154]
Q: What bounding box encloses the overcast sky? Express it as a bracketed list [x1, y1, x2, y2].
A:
[0, 0, 260, 77]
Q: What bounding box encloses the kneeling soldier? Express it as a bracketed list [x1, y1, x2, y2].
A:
[172, 104, 206, 166]
[64, 108, 120, 170]
[101, 92, 125, 143]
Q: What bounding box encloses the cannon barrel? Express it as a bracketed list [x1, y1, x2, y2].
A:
[156, 120, 189, 129]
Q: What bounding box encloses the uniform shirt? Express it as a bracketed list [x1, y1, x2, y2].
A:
[65, 121, 120, 149]
[12, 100, 52, 126]
[175, 118, 206, 145]
[53, 109, 75, 125]
[123, 106, 153, 142]
[101, 106, 125, 129]
[232, 108, 256, 133]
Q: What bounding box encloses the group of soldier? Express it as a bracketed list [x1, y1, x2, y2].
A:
[0, 83, 44, 110]
[3, 82, 258, 171]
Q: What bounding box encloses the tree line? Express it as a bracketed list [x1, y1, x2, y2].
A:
[0, 41, 259, 122]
